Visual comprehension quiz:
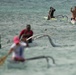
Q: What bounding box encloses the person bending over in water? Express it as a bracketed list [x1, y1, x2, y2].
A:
[47, 7, 56, 20]
[71, 6, 76, 21]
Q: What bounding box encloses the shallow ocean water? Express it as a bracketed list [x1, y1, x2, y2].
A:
[0, 0, 76, 75]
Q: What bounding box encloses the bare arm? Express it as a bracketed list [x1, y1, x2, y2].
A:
[7, 48, 14, 56]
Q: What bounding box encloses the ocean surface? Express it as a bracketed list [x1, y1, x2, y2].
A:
[0, 0, 76, 75]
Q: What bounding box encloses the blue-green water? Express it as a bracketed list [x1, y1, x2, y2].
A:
[0, 0, 76, 75]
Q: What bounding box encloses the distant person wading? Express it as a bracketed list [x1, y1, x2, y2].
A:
[47, 7, 56, 20]
[71, 6, 76, 21]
